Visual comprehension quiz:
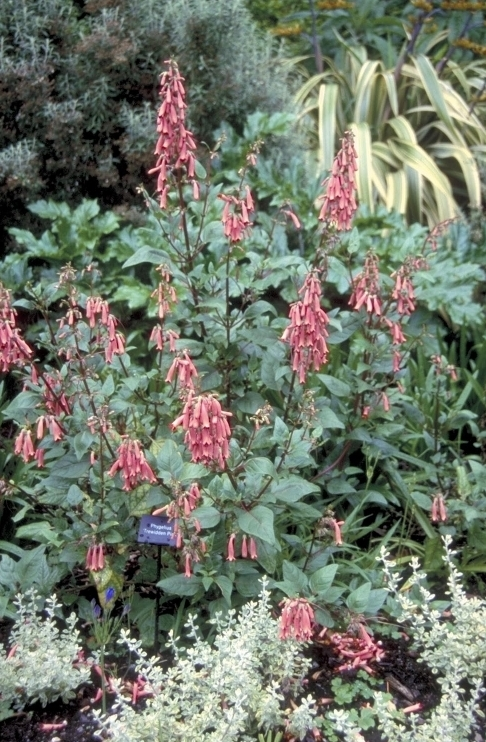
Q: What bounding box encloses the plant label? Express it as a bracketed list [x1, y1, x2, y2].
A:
[137, 515, 177, 546]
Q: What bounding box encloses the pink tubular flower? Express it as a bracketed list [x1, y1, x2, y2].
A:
[108, 437, 157, 491]
[279, 598, 315, 641]
[249, 536, 258, 560]
[105, 331, 125, 363]
[0, 284, 33, 372]
[226, 533, 236, 561]
[219, 186, 255, 243]
[281, 272, 330, 384]
[431, 493, 447, 523]
[85, 296, 110, 328]
[151, 265, 177, 320]
[165, 350, 198, 390]
[150, 326, 179, 352]
[148, 60, 199, 209]
[14, 429, 35, 462]
[86, 543, 105, 572]
[349, 252, 381, 316]
[318, 130, 358, 231]
[171, 392, 232, 469]
[392, 267, 416, 316]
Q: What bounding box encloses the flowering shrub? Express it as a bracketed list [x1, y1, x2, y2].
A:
[1, 60, 485, 645]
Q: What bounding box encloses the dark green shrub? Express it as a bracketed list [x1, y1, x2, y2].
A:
[0, 0, 292, 250]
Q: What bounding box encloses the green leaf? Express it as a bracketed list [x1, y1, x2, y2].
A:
[346, 582, 371, 613]
[236, 506, 275, 544]
[157, 573, 203, 596]
[245, 457, 277, 478]
[215, 575, 233, 606]
[271, 476, 320, 503]
[156, 440, 184, 480]
[16, 522, 63, 546]
[282, 561, 308, 592]
[364, 588, 387, 614]
[316, 406, 345, 429]
[192, 506, 220, 529]
[317, 375, 351, 397]
[123, 246, 171, 267]
[309, 564, 338, 595]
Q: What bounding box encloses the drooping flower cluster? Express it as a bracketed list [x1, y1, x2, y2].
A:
[219, 186, 255, 243]
[226, 532, 258, 561]
[85, 542, 105, 572]
[349, 252, 381, 316]
[151, 265, 177, 320]
[149, 326, 179, 353]
[281, 272, 330, 384]
[148, 60, 199, 209]
[171, 392, 232, 469]
[57, 293, 125, 365]
[165, 350, 198, 390]
[14, 428, 36, 463]
[0, 284, 32, 372]
[279, 598, 315, 641]
[431, 492, 447, 523]
[391, 265, 416, 316]
[108, 437, 157, 491]
[318, 130, 358, 231]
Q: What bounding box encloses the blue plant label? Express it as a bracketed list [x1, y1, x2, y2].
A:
[137, 515, 177, 546]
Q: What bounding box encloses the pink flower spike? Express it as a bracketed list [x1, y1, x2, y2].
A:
[150, 61, 199, 209]
[281, 272, 329, 385]
[171, 393, 232, 469]
[318, 130, 358, 231]
[249, 537, 258, 560]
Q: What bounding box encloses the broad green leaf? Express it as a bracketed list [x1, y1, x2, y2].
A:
[346, 582, 371, 613]
[156, 440, 184, 480]
[192, 506, 220, 529]
[282, 561, 308, 592]
[236, 506, 275, 544]
[271, 476, 319, 503]
[309, 564, 338, 595]
[157, 573, 203, 596]
[215, 575, 233, 606]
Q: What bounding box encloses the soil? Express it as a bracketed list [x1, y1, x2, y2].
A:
[1, 632, 469, 742]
